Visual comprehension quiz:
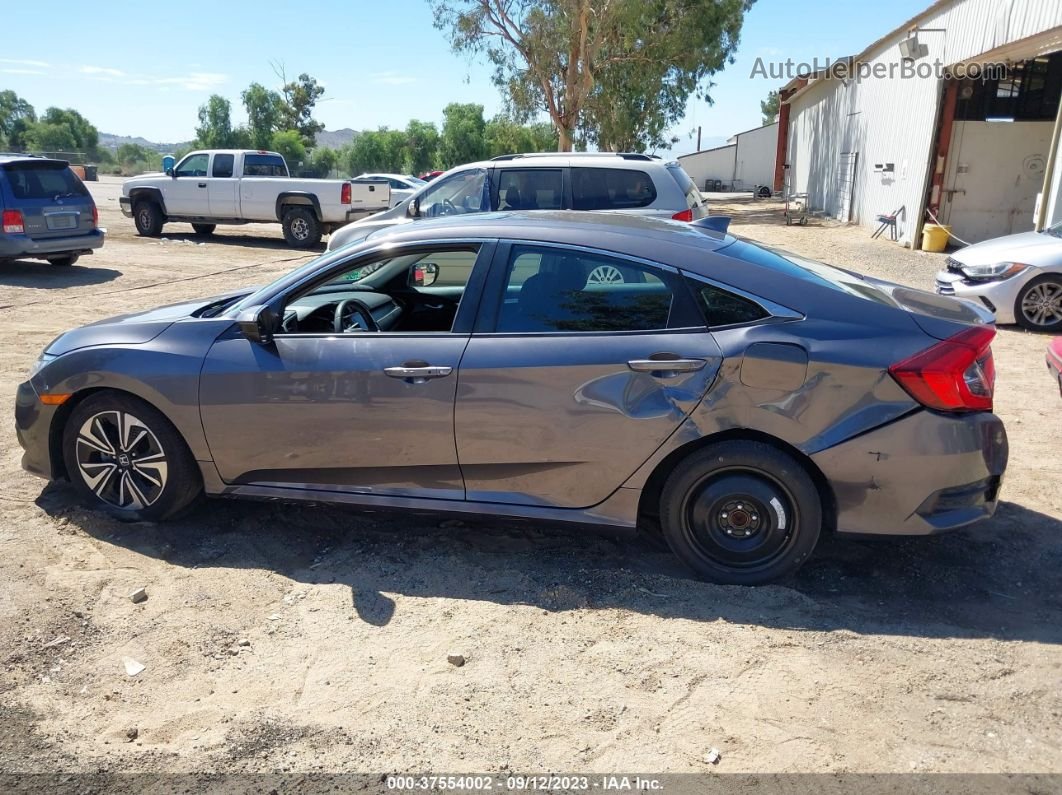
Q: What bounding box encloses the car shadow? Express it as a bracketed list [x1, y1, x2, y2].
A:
[158, 231, 325, 253]
[0, 260, 121, 289]
[36, 486, 1062, 644]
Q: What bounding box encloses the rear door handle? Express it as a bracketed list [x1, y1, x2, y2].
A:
[384, 364, 453, 384]
[627, 357, 707, 376]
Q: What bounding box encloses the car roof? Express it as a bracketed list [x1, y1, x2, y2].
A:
[369, 210, 730, 261]
[451, 153, 680, 172]
[0, 153, 67, 166]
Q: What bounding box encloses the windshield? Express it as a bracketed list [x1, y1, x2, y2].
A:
[1046, 221, 1062, 238]
[226, 250, 339, 316]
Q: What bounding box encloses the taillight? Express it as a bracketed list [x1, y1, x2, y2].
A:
[91, 205, 99, 227]
[889, 326, 996, 412]
[341, 182, 352, 205]
[671, 208, 694, 222]
[2, 209, 25, 234]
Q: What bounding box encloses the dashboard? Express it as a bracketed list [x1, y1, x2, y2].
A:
[281, 289, 403, 333]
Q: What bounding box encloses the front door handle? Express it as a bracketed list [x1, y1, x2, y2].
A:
[198, 182, 207, 188]
[627, 357, 707, 377]
[384, 364, 453, 384]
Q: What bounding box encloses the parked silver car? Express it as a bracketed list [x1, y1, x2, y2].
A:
[17, 212, 1007, 585]
[935, 221, 1062, 331]
[327, 152, 708, 251]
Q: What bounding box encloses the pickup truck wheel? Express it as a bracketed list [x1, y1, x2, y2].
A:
[282, 206, 322, 249]
[191, 223, 216, 236]
[133, 200, 164, 237]
[47, 255, 79, 267]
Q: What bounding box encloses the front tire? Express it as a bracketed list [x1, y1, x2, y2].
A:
[1015, 275, 1062, 332]
[191, 223, 216, 236]
[281, 206, 322, 248]
[659, 441, 822, 585]
[47, 255, 79, 267]
[62, 392, 203, 521]
[133, 200, 164, 237]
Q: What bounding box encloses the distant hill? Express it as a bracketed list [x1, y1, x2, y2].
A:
[314, 128, 358, 149]
[98, 129, 358, 152]
[98, 132, 190, 153]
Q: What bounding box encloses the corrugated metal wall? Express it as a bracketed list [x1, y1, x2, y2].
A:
[733, 123, 780, 189]
[678, 145, 737, 190]
[785, 0, 1062, 245]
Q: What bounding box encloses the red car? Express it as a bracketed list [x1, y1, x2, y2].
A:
[1049, 338, 1062, 398]
[418, 170, 444, 181]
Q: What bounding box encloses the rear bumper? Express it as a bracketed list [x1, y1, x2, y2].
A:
[812, 410, 1008, 536]
[0, 229, 105, 259]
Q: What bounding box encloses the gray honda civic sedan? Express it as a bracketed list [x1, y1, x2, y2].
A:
[15, 212, 1008, 584]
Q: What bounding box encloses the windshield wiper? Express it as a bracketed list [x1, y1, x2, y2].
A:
[53, 192, 79, 201]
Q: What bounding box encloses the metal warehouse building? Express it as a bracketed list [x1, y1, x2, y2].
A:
[779, 0, 1062, 246]
[678, 122, 779, 192]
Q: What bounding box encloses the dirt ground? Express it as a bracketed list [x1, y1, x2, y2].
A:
[1, 178, 1060, 778]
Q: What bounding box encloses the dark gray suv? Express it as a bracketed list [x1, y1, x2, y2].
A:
[0, 154, 104, 267]
[15, 212, 1008, 584]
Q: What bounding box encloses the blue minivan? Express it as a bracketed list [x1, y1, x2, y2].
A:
[0, 154, 104, 267]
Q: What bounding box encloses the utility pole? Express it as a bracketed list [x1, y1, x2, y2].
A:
[697, 126, 702, 151]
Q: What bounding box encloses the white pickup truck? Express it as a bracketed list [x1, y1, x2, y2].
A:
[119, 149, 390, 248]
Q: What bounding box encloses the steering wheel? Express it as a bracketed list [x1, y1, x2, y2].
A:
[439, 198, 457, 216]
[334, 298, 380, 333]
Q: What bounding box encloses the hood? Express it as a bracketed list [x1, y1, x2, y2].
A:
[46, 288, 253, 355]
[950, 230, 1062, 268]
[327, 213, 411, 251]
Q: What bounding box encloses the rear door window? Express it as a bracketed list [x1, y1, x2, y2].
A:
[495, 245, 675, 332]
[495, 169, 563, 210]
[2, 163, 88, 199]
[212, 154, 235, 178]
[571, 168, 657, 210]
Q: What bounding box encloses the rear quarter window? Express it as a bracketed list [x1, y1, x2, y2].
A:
[2, 163, 88, 200]
[572, 167, 657, 210]
[667, 164, 705, 209]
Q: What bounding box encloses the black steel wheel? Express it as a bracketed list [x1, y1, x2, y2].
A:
[62, 392, 203, 521]
[660, 441, 822, 585]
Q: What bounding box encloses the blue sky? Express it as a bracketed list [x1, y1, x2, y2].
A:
[3, 0, 929, 153]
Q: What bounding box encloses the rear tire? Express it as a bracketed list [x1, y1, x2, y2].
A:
[659, 441, 822, 585]
[133, 200, 164, 237]
[1014, 275, 1062, 332]
[47, 255, 79, 267]
[281, 206, 322, 248]
[191, 223, 216, 236]
[62, 391, 203, 522]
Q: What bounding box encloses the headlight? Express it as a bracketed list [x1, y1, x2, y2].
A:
[28, 352, 58, 377]
[959, 261, 1029, 281]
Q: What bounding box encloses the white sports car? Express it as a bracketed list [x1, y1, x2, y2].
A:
[936, 221, 1062, 332]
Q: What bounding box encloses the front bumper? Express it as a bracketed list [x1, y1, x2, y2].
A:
[0, 229, 105, 260]
[119, 196, 133, 217]
[15, 379, 62, 481]
[934, 269, 1028, 325]
[812, 410, 1008, 536]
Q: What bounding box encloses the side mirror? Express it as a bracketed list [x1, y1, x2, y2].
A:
[409, 261, 439, 287]
[165, 167, 174, 177]
[237, 305, 277, 345]
[406, 196, 420, 219]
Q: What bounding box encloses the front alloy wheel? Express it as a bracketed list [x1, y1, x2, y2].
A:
[74, 410, 168, 510]
[63, 392, 202, 520]
[1016, 276, 1062, 331]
